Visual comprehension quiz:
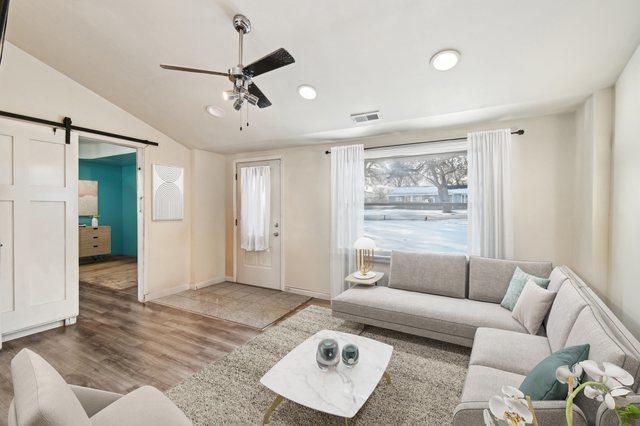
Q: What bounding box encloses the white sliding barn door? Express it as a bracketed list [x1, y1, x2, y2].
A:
[0, 117, 78, 346]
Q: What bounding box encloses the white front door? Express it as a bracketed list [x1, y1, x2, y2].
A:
[0, 117, 79, 343]
[235, 159, 281, 289]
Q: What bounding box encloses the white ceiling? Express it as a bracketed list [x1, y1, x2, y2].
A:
[6, 0, 640, 153]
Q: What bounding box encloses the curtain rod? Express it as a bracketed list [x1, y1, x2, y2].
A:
[0, 110, 159, 146]
[324, 129, 524, 154]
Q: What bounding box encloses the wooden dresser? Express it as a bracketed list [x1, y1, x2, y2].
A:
[79, 226, 111, 257]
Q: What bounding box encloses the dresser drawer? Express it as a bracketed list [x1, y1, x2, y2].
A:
[79, 226, 111, 257]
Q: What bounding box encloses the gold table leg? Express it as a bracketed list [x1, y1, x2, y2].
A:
[263, 394, 284, 424]
[344, 417, 349, 425]
[383, 371, 391, 384]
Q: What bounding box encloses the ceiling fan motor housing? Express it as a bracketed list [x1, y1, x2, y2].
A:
[233, 14, 251, 34]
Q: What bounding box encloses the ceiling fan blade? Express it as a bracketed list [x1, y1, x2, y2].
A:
[160, 64, 229, 77]
[248, 83, 272, 108]
[243, 48, 295, 78]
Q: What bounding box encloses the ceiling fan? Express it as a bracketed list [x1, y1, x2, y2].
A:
[160, 14, 295, 120]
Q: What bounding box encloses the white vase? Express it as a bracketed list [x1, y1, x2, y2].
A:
[91, 217, 99, 228]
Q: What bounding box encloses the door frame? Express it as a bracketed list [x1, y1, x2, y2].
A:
[76, 133, 147, 302]
[232, 155, 284, 291]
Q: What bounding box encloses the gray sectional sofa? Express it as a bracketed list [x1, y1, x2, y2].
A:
[331, 251, 640, 425]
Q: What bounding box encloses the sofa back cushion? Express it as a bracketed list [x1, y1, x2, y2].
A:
[547, 267, 570, 293]
[566, 306, 640, 380]
[389, 251, 467, 298]
[546, 282, 589, 352]
[565, 306, 640, 423]
[468, 257, 552, 303]
[11, 349, 90, 426]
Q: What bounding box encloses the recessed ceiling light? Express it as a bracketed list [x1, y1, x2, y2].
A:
[430, 49, 460, 71]
[205, 105, 225, 118]
[298, 84, 317, 100]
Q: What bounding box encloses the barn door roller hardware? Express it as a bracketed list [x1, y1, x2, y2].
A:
[0, 110, 159, 146]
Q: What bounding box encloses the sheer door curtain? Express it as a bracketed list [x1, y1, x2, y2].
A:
[330, 144, 365, 298]
[240, 165, 271, 252]
[467, 129, 514, 259]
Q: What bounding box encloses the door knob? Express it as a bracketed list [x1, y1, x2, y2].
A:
[273, 231, 279, 237]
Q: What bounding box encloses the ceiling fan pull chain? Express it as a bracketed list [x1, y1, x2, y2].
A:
[239, 106, 243, 131]
[247, 102, 250, 127]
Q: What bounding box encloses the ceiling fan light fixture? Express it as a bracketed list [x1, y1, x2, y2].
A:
[222, 90, 235, 101]
[205, 105, 225, 118]
[298, 84, 317, 100]
[430, 49, 460, 71]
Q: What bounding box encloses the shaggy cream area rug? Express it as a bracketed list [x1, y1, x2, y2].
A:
[166, 305, 470, 424]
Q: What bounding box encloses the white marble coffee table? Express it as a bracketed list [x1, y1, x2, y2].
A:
[260, 329, 393, 424]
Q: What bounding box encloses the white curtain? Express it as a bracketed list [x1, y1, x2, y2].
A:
[240, 166, 271, 252]
[467, 129, 514, 259]
[330, 144, 365, 297]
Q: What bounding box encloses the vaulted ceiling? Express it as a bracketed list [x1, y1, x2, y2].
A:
[6, 0, 640, 153]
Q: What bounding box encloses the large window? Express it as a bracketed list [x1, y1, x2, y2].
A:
[364, 150, 468, 255]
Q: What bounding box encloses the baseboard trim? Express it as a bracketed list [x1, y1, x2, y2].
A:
[2, 320, 65, 343]
[225, 275, 235, 282]
[284, 286, 331, 300]
[144, 283, 189, 301]
[192, 276, 226, 290]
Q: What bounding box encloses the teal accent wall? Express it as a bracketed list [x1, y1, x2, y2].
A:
[79, 153, 137, 256]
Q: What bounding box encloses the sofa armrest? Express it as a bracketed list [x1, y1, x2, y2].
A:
[453, 400, 587, 425]
[596, 395, 640, 426]
[70, 385, 123, 417]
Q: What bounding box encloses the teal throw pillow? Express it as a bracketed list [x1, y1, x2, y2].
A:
[520, 344, 590, 400]
[501, 267, 551, 311]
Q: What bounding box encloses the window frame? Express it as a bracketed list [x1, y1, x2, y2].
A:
[364, 145, 468, 260]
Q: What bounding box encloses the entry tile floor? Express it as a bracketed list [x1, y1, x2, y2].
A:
[151, 282, 311, 329]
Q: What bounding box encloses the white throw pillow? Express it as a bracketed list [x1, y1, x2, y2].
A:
[512, 280, 556, 335]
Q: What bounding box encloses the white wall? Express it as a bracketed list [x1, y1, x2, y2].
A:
[225, 112, 578, 298]
[0, 42, 195, 297]
[191, 149, 226, 287]
[571, 89, 614, 296]
[609, 44, 640, 338]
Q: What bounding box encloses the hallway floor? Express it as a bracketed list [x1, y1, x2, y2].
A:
[80, 256, 137, 291]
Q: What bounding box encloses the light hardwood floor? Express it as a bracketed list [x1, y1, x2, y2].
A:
[80, 256, 138, 291]
[0, 284, 329, 421]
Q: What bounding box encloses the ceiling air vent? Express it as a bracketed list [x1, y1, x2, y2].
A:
[350, 110, 382, 125]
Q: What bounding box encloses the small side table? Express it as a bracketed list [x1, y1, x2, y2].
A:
[345, 271, 384, 287]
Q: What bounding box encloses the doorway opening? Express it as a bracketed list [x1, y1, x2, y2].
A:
[78, 137, 143, 300]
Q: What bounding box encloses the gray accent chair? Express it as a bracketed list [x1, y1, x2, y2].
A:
[8, 348, 192, 426]
[331, 251, 640, 425]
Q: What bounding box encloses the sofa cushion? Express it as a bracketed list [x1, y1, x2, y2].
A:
[519, 344, 590, 401]
[565, 307, 629, 368]
[11, 349, 90, 426]
[468, 257, 552, 303]
[512, 281, 556, 334]
[460, 365, 525, 403]
[501, 268, 551, 311]
[470, 328, 551, 376]
[546, 282, 589, 351]
[547, 267, 570, 293]
[332, 286, 527, 340]
[389, 251, 467, 298]
[90, 386, 191, 426]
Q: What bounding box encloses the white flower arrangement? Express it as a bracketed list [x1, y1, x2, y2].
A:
[485, 362, 639, 426]
[556, 360, 639, 425]
[483, 386, 536, 426]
